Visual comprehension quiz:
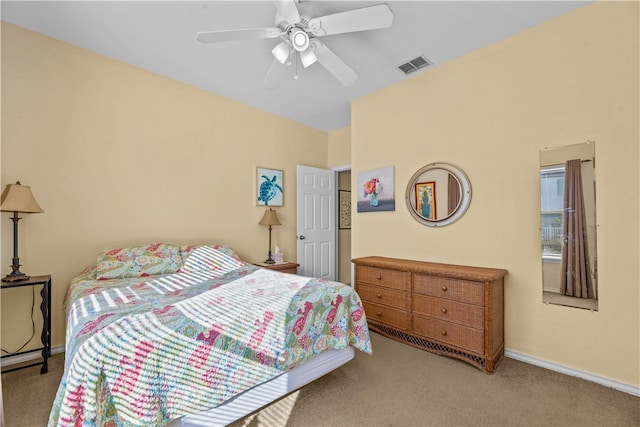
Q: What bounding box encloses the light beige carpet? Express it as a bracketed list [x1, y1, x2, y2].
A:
[2, 332, 639, 426]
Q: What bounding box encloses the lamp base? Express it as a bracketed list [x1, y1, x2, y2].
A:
[2, 273, 30, 283]
[264, 258, 276, 264]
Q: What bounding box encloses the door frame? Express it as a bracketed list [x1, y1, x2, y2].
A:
[332, 164, 351, 285]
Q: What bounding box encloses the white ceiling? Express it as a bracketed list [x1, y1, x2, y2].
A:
[1, 1, 589, 131]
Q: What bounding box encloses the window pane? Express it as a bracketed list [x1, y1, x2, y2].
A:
[540, 169, 564, 212]
[541, 168, 564, 255]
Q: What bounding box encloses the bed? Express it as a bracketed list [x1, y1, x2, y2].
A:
[48, 243, 371, 426]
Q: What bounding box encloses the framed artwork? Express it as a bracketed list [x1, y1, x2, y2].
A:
[339, 190, 351, 229]
[257, 167, 283, 206]
[357, 166, 395, 213]
[415, 181, 436, 220]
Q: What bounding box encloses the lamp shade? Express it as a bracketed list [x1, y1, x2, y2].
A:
[259, 208, 281, 226]
[300, 48, 318, 68]
[0, 181, 44, 213]
[271, 41, 290, 65]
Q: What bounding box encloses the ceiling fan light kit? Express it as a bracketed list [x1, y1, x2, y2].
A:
[196, 0, 394, 87]
[289, 27, 309, 52]
[300, 48, 318, 68]
[272, 41, 290, 64]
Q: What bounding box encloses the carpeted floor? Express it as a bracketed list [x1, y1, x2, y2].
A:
[2, 332, 639, 426]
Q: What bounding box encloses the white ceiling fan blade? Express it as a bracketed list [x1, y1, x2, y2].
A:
[196, 27, 281, 43]
[274, 0, 301, 25]
[313, 41, 358, 87]
[307, 4, 393, 37]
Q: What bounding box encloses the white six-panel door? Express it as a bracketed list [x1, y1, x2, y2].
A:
[296, 165, 336, 280]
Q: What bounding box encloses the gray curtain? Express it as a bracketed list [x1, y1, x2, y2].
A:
[560, 159, 594, 298]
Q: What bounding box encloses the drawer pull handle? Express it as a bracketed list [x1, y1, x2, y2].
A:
[441, 330, 447, 336]
[441, 286, 448, 292]
[376, 293, 382, 298]
[376, 275, 382, 280]
[441, 307, 447, 314]
[376, 312, 382, 317]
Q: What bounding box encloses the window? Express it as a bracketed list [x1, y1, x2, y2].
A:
[540, 166, 564, 258]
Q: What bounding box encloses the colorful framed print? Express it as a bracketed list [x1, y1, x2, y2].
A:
[357, 166, 395, 213]
[257, 167, 283, 206]
[339, 190, 351, 229]
[415, 181, 436, 220]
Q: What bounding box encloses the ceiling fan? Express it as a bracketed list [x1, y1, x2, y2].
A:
[196, 1, 394, 87]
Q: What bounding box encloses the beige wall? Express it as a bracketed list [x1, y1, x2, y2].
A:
[0, 23, 327, 351]
[352, 1, 639, 387]
[327, 126, 351, 168]
[329, 127, 353, 285]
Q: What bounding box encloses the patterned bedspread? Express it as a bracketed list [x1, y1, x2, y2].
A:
[49, 262, 371, 426]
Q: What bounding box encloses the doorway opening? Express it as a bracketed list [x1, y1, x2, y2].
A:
[336, 169, 351, 285]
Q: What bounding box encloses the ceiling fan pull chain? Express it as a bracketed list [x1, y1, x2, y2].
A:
[294, 51, 299, 80]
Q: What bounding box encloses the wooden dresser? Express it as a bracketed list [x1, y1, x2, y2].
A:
[352, 256, 507, 373]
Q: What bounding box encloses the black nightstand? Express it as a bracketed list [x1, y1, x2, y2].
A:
[1, 275, 52, 374]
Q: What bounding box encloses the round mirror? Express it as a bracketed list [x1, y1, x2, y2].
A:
[405, 162, 471, 227]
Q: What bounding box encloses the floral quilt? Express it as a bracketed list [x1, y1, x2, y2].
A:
[49, 261, 371, 426]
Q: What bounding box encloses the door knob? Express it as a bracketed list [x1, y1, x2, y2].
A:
[299, 235, 306, 240]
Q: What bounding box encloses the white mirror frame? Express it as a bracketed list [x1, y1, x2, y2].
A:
[405, 162, 472, 227]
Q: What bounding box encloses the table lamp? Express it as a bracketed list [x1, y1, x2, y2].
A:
[259, 208, 281, 264]
[1, 181, 44, 282]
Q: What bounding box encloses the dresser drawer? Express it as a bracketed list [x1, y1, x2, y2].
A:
[412, 315, 484, 354]
[413, 274, 484, 306]
[357, 283, 407, 310]
[362, 301, 409, 330]
[413, 294, 484, 329]
[356, 266, 410, 291]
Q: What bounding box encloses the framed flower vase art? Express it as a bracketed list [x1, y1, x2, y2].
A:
[357, 166, 395, 213]
[257, 167, 283, 206]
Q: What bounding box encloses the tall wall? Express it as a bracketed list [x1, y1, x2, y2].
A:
[327, 126, 351, 168]
[351, 2, 639, 387]
[328, 127, 352, 284]
[1, 23, 328, 350]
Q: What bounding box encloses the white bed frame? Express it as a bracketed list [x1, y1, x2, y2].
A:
[167, 346, 355, 427]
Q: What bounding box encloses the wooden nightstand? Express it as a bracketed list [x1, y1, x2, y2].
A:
[254, 262, 299, 274]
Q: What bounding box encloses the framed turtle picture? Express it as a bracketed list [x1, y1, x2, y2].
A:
[256, 167, 284, 206]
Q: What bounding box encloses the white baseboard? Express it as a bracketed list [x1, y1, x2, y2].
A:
[1, 345, 65, 368]
[3, 346, 637, 397]
[505, 349, 640, 397]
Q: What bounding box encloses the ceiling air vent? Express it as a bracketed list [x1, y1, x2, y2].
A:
[397, 55, 432, 75]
